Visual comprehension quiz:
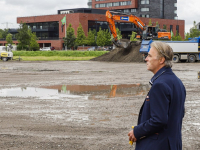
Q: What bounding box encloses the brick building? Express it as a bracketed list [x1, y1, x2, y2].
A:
[0, 2, 184, 50]
[88, 0, 177, 19]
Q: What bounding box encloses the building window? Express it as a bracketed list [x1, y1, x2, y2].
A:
[113, 2, 119, 6]
[99, 3, 106, 8]
[120, 1, 127, 6]
[174, 10, 177, 14]
[107, 3, 112, 7]
[124, 9, 129, 13]
[141, 8, 149, 12]
[141, 14, 149, 18]
[170, 25, 173, 32]
[120, 1, 131, 6]
[95, 4, 99, 8]
[174, 16, 178, 20]
[131, 9, 136, 12]
[128, 1, 131, 5]
[141, 0, 149, 4]
[176, 25, 179, 34]
[174, 3, 177, 7]
[88, 0, 92, 2]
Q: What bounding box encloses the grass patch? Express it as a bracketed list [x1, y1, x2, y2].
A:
[13, 56, 95, 61]
[13, 50, 108, 57]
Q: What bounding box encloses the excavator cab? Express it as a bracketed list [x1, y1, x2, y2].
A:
[142, 26, 171, 40]
[142, 26, 158, 40]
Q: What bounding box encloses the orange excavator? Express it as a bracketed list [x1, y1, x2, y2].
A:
[106, 10, 171, 48]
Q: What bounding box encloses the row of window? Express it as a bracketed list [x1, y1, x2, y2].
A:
[123, 9, 137, 13]
[122, 8, 149, 12]
[119, 8, 149, 18]
[94, 0, 176, 6]
[94, 0, 150, 4]
[141, 0, 149, 4]
[95, 1, 131, 8]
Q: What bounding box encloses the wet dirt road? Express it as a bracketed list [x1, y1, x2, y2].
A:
[0, 61, 199, 150]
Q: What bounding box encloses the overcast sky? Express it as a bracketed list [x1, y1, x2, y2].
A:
[0, 0, 199, 33]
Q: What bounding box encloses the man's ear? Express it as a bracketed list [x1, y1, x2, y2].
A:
[159, 57, 165, 64]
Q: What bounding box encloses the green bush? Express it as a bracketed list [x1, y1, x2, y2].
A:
[17, 45, 29, 51]
[13, 51, 108, 57]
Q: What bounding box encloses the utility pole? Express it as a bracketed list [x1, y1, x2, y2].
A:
[1, 22, 13, 29]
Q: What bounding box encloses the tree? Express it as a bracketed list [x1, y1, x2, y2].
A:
[30, 32, 39, 51]
[184, 32, 190, 41]
[129, 31, 138, 41]
[148, 19, 152, 26]
[156, 21, 159, 28]
[0, 30, 3, 39]
[188, 21, 200, 38]
[16, 22, 31, 50]
[116, 28, 122, 40]
[96, 28, 106, 46]
[87, 29, 96, 46]
[171, 31, 182, 41]
[76, 23, 86, 46]
[104, 29, 112, 46]
[163, 24, 167, 30]
[0, 29, 9, 39]
[6, 33, 13, 45]
[63, 23, 76, 50]
[111, 28, 122, 42]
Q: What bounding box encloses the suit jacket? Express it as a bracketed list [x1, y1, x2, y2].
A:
[134, 66, 186, 150]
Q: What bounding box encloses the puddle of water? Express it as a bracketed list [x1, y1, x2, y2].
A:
[0, 87, 86, 100]
[0, 84, 150, 100]
[42, 84, 150, 100]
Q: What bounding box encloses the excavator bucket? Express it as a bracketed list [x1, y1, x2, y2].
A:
[113, 39, 131, 49]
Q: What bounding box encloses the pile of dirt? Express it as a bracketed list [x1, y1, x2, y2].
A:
[91, 41, 144, 62]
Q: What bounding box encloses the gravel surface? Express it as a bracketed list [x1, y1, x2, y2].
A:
[0, 61, 199, 150]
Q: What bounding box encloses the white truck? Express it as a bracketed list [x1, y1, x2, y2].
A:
[0, 45, 13, 61]
[139, 37, 200, 63]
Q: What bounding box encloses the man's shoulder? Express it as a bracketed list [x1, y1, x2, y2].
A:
[154, 71, 184, 89]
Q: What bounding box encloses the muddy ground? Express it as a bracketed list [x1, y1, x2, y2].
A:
[0, 61, 199, 150]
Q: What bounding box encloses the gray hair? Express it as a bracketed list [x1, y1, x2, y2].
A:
[151, 41, 174, 68]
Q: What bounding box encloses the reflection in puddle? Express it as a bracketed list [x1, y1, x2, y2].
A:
[42, 84, 151, 100]
[0, 84, 150, 100]
[0, 87, 86, 100]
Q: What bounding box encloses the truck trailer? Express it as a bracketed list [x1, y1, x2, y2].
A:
[139, 37, 200, 63]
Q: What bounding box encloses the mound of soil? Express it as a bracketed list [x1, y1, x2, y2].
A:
[91, 41, 143, 62]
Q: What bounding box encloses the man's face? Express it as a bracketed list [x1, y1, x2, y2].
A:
[145, 46, 162, 74]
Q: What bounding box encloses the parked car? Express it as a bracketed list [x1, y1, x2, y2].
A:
[87, 47, 95, 51]
[50, 46, 55, 50]
[96, 46, 107, 51]
[40, 47, 51, 51]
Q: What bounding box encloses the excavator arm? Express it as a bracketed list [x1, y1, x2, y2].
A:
[106, 10, 146, 47]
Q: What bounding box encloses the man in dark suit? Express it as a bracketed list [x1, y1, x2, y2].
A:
[128, 41, 186, 150]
